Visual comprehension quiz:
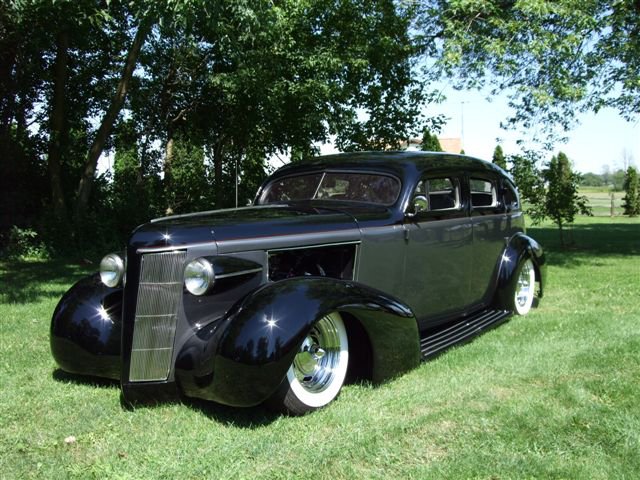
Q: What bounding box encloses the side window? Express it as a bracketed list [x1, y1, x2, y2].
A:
[412, 176, 460, 212]
[470, 178, 497, 208]
[503, 182, 520, 210]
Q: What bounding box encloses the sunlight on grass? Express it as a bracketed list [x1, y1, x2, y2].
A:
[1, 216, 638, 479]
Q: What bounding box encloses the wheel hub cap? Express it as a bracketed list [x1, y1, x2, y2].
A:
[516, 262, 532, 307]
[292, 314, 342, 393]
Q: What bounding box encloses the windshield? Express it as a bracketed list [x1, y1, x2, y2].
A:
[259, 172, 401, 205]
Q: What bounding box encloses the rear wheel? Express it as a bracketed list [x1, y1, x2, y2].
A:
[269, 312, 349, 415]
[512, 258, 536, 315]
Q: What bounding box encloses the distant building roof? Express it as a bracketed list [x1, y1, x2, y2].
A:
[438, 137, 462, 154]
[402, 136, 463, 154]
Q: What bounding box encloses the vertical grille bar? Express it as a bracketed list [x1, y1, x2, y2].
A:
[129, 251, 186, 382]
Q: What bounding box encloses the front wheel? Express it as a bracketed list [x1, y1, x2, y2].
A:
[512, 258, 536, 315]
[268, 312, 349, 415]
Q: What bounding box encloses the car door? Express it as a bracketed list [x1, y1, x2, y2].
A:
[402, 174, 473, 328]
[468, 174, 509, 304]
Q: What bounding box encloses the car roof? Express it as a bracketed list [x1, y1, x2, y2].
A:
[270, 151, 511, 182]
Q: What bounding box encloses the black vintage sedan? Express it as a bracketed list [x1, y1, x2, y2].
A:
[51, 151, 546, 414]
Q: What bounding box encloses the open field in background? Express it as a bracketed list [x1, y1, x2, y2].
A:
[580, 187, 625, 217]
[1, 216, 639, 479]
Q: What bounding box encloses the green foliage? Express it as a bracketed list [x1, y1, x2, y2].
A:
[542, 152, 592, 245]
[580, 172, 606, 188]
[2, 0, 427, 256]
[110, 121, 163, 240]
[509, 150, 594, 243]
[508, 151, 546, 222]
[420, 127, 442, 152]
[417, 0, 640, 135]
[492, 144, 506, 170]
[580, 168, 629, 190]
[622, 166, 640, 216]
[165, 137, 212, 214]
[0, 226, 48, 260]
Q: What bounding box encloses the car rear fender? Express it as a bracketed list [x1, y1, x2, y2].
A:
[493, 233, 546, 310]
[175, 277, 420, 407]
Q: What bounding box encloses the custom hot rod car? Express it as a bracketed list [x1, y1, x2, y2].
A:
[51, 151, 546, 415]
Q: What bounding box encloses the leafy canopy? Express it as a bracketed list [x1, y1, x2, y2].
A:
[416, 0, 640, 136]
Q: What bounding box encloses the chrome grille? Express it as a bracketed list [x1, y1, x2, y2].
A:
[129, 251, 186, 382]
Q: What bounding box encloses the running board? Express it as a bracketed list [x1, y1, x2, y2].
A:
[420, 309, 511, 359]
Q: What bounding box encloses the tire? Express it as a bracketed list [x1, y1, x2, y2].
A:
[269, 312, 349, 415]
[512, 258, 536, 315]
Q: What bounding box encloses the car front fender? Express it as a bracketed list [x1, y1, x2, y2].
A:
[175, 277, 420, 407]
[50, 274, 122, 380]
[493, 233, 547, 310]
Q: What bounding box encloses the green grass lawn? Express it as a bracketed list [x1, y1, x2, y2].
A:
[1, 216, 639, 479]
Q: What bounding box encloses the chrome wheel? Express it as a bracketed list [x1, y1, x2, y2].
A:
[285, 312, 349, 410]
[514, 258, 536, 315]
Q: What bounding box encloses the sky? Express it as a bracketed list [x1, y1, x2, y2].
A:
[426, 86, 640, 174]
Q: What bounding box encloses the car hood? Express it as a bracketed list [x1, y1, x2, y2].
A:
[128, 203, 392, 254]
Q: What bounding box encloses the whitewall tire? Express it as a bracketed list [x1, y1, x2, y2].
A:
[513, 258, 536, 315]
[270, 312, 349, 415]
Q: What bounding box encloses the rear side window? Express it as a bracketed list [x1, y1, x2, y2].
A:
[414, 177, 460, 211]
[503, 182, 520, 210]
[470, 178, 497, 208]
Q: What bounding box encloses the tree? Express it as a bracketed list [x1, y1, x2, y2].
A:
[542, 152, 592, 246]
[416, 0, 640, 135]
[132, 0, 425, 210]
[420, 127, 442, 151]
[611, 168, 627, 192]
[1, 0, 427, 254]
[622, 166, 640, 216]
[492, 145, 506, 170]
[75, 17, 152, 221]
[508, 151, 546, 223]
[580, 172, 605, 188]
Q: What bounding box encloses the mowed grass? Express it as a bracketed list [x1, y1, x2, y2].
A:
[1, 215, 639, 479]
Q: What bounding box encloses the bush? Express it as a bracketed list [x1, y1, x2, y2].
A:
[1, 226, 49, 260]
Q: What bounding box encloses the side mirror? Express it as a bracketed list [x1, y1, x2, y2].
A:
[406, 195, 428, 218]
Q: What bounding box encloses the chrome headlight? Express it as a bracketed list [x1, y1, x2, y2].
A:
[184, 257, 215, 295]
[100, 253, 125, 288]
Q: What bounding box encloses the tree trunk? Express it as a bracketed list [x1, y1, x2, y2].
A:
[0, 44, 17, 137]
[48, 29, 70, 221]
[213, 142, 224, 208]
[558, 219, 564, 247]
[74, 19, 152, 221]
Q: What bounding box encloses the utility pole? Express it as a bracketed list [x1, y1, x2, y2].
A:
[460, 101, 467, 151]
[235, 156, 239, 208]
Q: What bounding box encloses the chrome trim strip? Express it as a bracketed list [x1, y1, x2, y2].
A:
[137, 242, 215, 254]
[352, 243, 360, 282]
[470, 212, 510, 219]
[267, 240, 361, 253]
[150, 204, 287, 223]
[215, 267, 263, 279]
